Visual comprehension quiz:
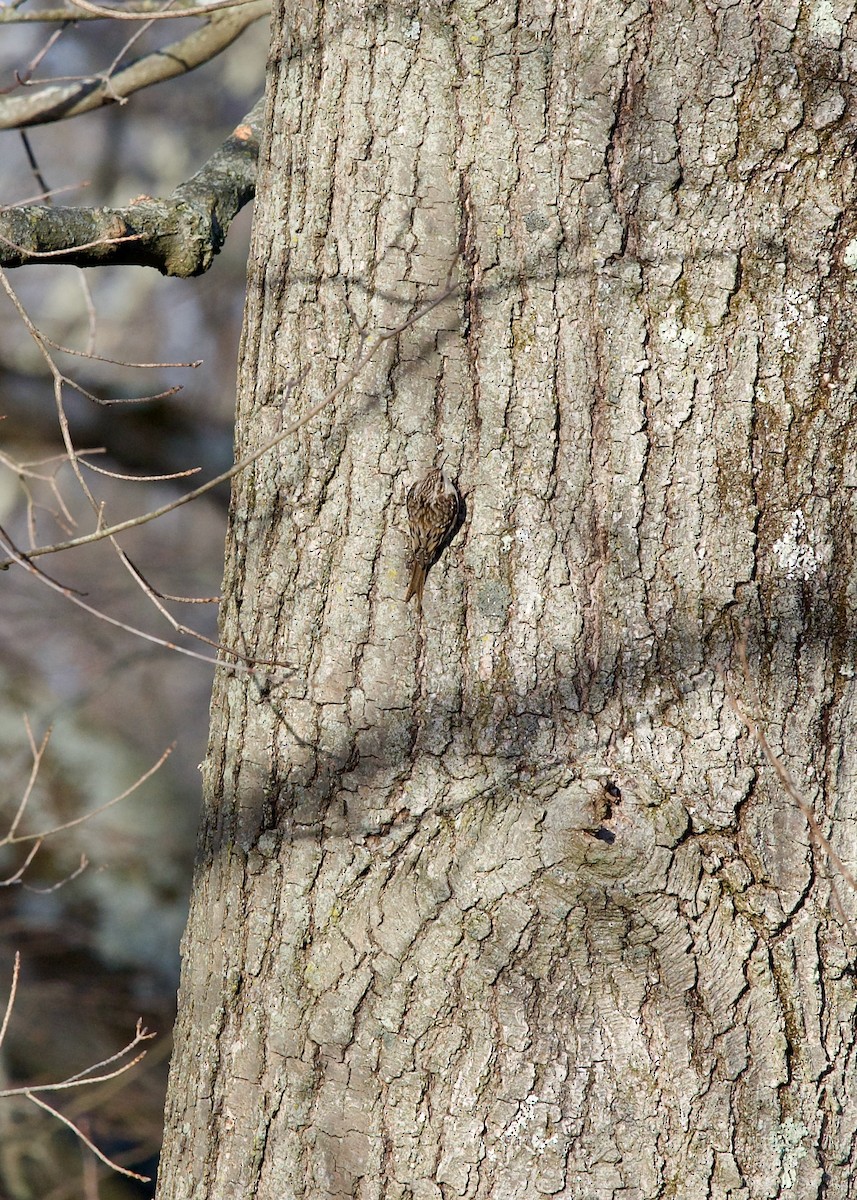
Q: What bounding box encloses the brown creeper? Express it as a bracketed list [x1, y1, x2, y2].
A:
[405, 467, 461, 605]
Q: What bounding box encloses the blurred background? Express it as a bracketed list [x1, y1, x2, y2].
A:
[0, 9, 270, 1196]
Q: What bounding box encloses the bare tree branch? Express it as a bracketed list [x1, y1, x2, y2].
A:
[0, 93, 265, 274]
[0, 2, 269, 128]
[0, 0, 247, 21]
[69, 0, 261, 19]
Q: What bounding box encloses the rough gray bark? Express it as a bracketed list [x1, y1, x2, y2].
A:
[158, 0, 857, 1197]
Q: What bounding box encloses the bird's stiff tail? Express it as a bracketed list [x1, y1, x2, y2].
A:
[405, 562, 426, 606]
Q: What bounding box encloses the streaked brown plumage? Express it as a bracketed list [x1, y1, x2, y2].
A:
[405, 467, 460, 605]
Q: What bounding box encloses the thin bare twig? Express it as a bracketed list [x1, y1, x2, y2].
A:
[19, 129, 53, 199]
[1, 448, 104, 470]
[102, 4, 164, 98]
[78, 268, 97, 355]
[0, 840, 42, 886]
[0, 228, 144, 258]
[2, 27, 68, 93]
[65, 378, 184, 407]
[41, 1018, 155, 1089]
[24, 853, 89, 892]
[6, 717, 51, 842]
[0, 1017, 155, 1096]
[36, 333, 202, 369]
[0, 953, 20, 1051]
[27, 1093, 151, 1182]
[7, 181, 91, 205]
[80, 459, 201, 483]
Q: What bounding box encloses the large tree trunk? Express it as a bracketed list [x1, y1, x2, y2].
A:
[157, 1, 857, 1196]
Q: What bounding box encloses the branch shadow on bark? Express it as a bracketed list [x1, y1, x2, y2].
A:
[205, 597, 825, 851]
